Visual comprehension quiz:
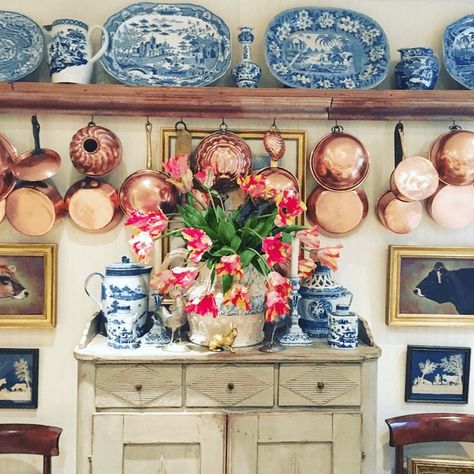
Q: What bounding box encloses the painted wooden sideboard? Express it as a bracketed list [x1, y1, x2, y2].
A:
[74, 314, 380, 474]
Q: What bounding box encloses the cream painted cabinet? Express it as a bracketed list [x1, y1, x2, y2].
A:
[75, 315, 380, 474]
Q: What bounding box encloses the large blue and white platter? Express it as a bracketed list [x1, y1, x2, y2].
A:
[443, 14, 474, 89]
[0, 11, 44, 82]
[101, 2, 231, 86]
[264, 7, 389, 89]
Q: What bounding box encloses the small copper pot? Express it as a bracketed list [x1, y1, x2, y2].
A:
[309, 125, 370, 192]
[306, 186, 368, 236]
[5, 180, 65, 236]
[376, 191, 423, 234]
[0, 132, 17, 200]
[429, 125, 474, 186]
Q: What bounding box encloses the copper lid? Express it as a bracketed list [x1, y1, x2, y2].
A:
[377, 191, 422, 234]
[428, 184, 474, 229]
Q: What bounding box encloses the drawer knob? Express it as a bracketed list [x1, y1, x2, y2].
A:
[317, 381, 325, 390]
[135, 384, 143, 392]
[227, 383, 235, 391]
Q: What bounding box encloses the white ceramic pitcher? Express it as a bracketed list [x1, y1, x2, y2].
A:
[44, 18, 109, 83]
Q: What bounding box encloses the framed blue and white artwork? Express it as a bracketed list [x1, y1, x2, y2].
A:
[405, 345, 471, 404]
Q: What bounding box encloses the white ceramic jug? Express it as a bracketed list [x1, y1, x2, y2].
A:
[44, 18, 109, 83]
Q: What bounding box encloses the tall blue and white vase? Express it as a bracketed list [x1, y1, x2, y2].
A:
[328, 304, 358, 349]
[298, 265, 352, 338]
[394, 47, 440, 90]
[232, 26, 261, 88]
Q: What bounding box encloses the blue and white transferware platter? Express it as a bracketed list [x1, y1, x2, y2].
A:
[264, 7, 390, 89]
[0, 11, 44, 82]
[101, 2, 231, 86]
[443, 14, 474, 89]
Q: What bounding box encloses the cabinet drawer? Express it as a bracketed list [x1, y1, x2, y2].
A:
[185, 364, 274, 407]
[95, 364, 182, 408]
[278, 363, 361, 407]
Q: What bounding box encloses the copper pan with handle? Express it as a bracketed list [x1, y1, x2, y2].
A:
[119, 120, 178, 216]
[65, 177, 122, 233]
[0, 131, 17, 200]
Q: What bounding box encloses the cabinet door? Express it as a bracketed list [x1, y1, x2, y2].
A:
[228, 412, 361, 474]
[92, 413, 226, 474]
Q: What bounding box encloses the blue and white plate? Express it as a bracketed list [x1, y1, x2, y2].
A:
[443, 14, 474, 89]
[0, 11, 44, 82]
[101, 2, 231, 86]
[264, 7, 390, 89]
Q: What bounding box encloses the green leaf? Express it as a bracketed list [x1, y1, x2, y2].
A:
[222, 274, 233, 295]
[217, 220, 235, 245]
[277, 224, 306, 233]
[230, 235, 242, 252]
[210, 246, 235, 257]
[240, 249, 255, 267]
[281, 232, 293, 243]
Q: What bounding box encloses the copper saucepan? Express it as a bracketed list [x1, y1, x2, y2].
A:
[427, 183, 474, 229]
[309, 125, 370, 192]
[390, 122, 439, 202]
[429, 124, 474, 186]
[5, 180, 65, 236]
[65, 177, 122, 233]
[69, 121, 122, 176]
[0, 132, 17, 200]
[119, 121, 178, 216]
[13, 115, 61, 182]
[306, 186, 368, 236]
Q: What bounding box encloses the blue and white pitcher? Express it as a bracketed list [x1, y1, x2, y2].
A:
[84, 257, 152, 337]
[44, 18, 109, 83]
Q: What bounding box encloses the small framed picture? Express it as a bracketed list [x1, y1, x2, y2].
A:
[0, 243, 57, 328]
[0, 348, 39, 408]
[409, 456, 474, 473]
[387, 245, 474, 326]
[405, 345, 471, 404]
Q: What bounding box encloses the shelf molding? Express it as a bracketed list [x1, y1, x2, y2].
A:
[0, 82, 473, 121]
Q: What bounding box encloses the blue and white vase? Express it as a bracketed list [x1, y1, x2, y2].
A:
[232, 26, 261, 88]
[107, 305, 140, 350]
[328, 304, 358, 350]
[298, 265, 352, 338]
[394, 47, 440, 90]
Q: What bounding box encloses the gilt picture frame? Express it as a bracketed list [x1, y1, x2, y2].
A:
[409, 457, 474, 473]
[0, 244, 57, 328]
[0, 348, 39, 409]
[405, 345, 470, 404]
[387, 246, 474, 326]
[159, 127, 307, 261]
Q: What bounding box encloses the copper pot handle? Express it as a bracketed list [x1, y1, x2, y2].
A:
[394, 122, 405, 167]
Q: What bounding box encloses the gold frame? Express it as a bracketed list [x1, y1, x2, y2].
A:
[387, 245, 474, 326]
[409, 457, 474, 473]
[159, 128, 307, 260]
[0, 243, 57, 328]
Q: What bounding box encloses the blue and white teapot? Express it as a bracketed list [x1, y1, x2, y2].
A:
[84, 257, 152, 337]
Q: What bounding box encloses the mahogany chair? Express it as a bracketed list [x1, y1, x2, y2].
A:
[385, 413, 474, 474]
[0, 424, 62, 474]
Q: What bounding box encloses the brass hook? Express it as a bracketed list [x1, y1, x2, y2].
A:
[88, 114, 95, 127]
[145, 116, 152, 132]
[219, 118, 228, 132]
[174, 117, 188, 131]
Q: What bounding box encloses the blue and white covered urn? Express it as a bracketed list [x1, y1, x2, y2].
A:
[328, 304, 358, 349]
[232, 26, 261, 88]
[394, 47, 440, 90]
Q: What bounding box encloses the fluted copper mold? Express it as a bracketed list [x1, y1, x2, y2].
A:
[263, 129, 286, 161]
[70, 124, 122, 176]
[428, 184, 474, 229]
[376, 190, 422, 234]
[194, 131, 252, 192]
[310, 130, 370, 191]
[306, 186, 368, 235]
[429, 128, 474, 186]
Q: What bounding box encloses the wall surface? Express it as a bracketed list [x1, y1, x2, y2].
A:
[0, 0, 473, 472]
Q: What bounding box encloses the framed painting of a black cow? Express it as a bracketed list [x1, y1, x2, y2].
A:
[0, 244, 57, 328]
[387, 246, 474, 326]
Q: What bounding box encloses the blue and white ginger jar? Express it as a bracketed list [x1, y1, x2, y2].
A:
[394, 47, 440, 90]
[328, 304, 358, 349]
[107, 305, 140, 350]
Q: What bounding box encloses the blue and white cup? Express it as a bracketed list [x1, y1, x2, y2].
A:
[107, 305, 140, 350]
[44, 18, 109, 83]
[328, 304, 358, 349]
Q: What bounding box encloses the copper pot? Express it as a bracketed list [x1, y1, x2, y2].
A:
[0, 132, 17, 200]
[69, 121, 122, 176]
[376, 191, 423, 234]
[427, 183, 474, 229]
[119, 121, 178, 216]
[309, 125, 370, 191]
[5, 180, 65, 236]
[65, 177, 122, 233]
[306, 186, 368, 236]
[429, 125, 474, 186]
[194, 123, 252, 192]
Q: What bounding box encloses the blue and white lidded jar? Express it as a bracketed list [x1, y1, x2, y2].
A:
[394, 47, 440, 90]
[107, 305, 140, 350]
[328, 304, 358, 350]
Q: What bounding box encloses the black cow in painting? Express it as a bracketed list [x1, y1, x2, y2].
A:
[414, 262, 474, 314]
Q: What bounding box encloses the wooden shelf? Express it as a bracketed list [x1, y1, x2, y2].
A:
[0, 82, 473, 121]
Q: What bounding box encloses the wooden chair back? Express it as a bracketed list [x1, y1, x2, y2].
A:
[0, 424, 62, 474]
[385, 413, 474, 474]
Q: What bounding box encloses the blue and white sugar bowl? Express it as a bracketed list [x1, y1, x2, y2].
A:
[328, 304, 358, 350]
[84, 256, 152, 337]
[107, 305, 140, 350]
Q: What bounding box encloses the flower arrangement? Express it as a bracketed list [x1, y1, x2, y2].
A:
[125, 153, 342, 322]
